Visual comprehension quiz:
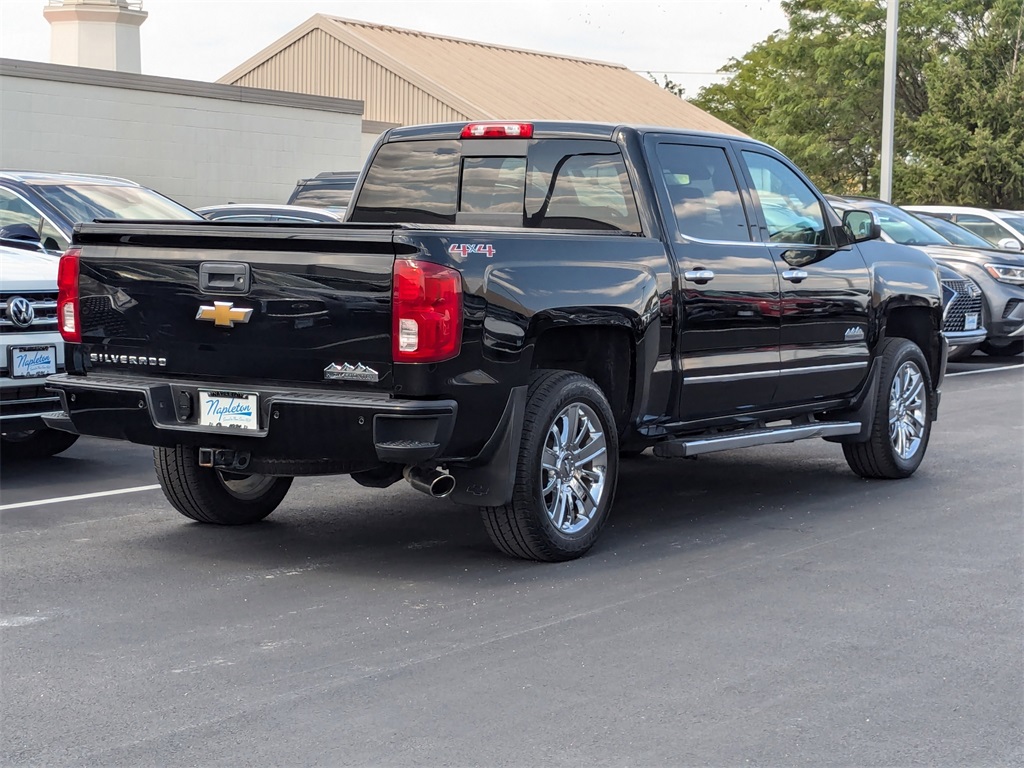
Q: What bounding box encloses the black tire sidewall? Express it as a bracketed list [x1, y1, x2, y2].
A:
[154, 445, 291, 524]
[880, 339, 933, 476]
[514, 373, 619, 555]
[980, 339, 1024, 357]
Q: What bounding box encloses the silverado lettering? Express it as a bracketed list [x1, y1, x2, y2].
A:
[46, 120, 946, 562]
[89, 353, 167, 367]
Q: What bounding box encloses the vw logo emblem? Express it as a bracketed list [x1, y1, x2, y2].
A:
[7, 296, 35, 328]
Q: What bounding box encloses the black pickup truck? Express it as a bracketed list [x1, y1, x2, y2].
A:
[46, 121, 947, 561]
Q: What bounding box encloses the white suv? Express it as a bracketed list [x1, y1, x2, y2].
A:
[903, 205, 1024, 251]
[0, 244, 78, 458]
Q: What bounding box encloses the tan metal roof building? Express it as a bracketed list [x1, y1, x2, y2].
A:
[218, 15, 743, 136]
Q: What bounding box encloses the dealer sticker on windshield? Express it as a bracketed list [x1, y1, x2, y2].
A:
[10, 345, 56, 378]
[199, 390, 259, 431]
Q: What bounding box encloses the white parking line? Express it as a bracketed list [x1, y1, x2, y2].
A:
[946, 364, 1022, 378]
[0, 484, 160, 511]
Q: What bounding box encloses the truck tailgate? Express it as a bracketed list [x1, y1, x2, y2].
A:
[71, 223, 403, 388]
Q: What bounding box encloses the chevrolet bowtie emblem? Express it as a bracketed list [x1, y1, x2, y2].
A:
[196, 302, 253, 328]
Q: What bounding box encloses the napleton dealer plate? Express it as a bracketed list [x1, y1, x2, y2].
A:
[198, 390, 259, 430]
[9, 344, 57, 378]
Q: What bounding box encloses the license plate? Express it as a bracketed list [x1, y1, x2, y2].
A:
[964, 313, 979, 331]
[9, 345, 57, 378]
[198, 390, 259, 431]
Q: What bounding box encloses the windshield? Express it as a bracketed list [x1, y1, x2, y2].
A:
[916, 214, 993, 249]
[870, 204, 949, 246]
[29, 182, 200, 223]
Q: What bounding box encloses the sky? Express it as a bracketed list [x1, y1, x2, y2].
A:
[0, 0, 789, 97]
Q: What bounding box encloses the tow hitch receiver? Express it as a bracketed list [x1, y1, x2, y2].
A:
[198, 447, 251, 471]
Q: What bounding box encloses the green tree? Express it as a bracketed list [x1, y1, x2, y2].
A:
[690, 0, 1024, 207]
[901, 0, 1024, 206]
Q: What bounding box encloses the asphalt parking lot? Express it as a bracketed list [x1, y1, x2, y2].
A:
[1, 357, 1021, 767]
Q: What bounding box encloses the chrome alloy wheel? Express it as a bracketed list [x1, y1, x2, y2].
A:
[889, 360, 927, 461]
[540, 402, 609, 534]
[217, 471, 279, 500]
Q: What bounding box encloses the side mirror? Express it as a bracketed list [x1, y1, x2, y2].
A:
[0, 223, 45, 252]
[842, 210, 882, 243]
[996, 237, 1023, 252]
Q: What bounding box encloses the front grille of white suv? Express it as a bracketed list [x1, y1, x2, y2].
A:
[0, 292, 58, 333]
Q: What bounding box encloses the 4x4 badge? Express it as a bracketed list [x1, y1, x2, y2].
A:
[196, 302, 253, 328]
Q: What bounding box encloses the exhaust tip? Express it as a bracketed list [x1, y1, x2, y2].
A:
[429, 473, 456, 498]
[404, 466, 456, 498]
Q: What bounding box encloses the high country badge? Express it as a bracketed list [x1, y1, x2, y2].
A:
[325, 362, 380, 382]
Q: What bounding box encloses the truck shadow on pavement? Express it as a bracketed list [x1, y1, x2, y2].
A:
[131, 444, 918, 584]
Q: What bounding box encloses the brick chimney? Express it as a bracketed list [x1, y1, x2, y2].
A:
[43, 0, 148, 73]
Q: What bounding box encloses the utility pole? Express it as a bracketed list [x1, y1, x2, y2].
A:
[879, 0, 899, 202]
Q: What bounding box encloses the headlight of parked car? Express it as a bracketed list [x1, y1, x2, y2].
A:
[984, 263, 1024, 285]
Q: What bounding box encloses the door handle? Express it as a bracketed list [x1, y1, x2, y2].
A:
[683, 269, 715, 284]
[782, 269, 808, 283]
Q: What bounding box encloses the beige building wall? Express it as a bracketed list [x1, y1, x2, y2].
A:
[229, 28, 469, 125]
[0, 59, 365, 208]
[219, 15, 744, 136]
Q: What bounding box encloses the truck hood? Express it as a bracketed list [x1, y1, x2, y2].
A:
[0, 245, 59, 291]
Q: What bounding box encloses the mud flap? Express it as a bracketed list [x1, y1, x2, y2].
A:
[447, 385, 527, 507]
[824, 359, 880, 444]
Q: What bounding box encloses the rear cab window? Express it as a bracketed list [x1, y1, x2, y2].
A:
[654, 142, 751, 242]
[350, 138, 642, 233]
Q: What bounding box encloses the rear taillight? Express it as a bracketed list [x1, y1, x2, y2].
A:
[460, 122, 534, 139]
[392, 259, 463, 363]
[57, 247, 81, 343]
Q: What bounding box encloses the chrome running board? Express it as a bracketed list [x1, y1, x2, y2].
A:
[652, 421, 862, 459]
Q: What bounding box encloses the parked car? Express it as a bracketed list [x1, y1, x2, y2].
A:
[0, 170, 201, 254]
[828, 196, 1024, 359]
[47, 120, 946, 562]
[913, 212, 999, 249]
[903, 205, 1024, 252]
[285, 171, 359, 214]
[0, 245, 78, 459]
[196, 204, 344, 223]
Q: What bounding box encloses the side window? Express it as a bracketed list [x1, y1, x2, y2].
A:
[655, 143, 750, 242]
[742, 151, 828, 245]
[0, 187, 67, 252]
[0, 187, 43, 232]
[526, 141, 642, 233]
[952, 214, 1006, 244]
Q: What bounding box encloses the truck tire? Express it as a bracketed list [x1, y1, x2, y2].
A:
[480, 370, 619, 562]
[1, 428, 79, 460]
[153, 445, 292, 525]
[843, 337, 933, 479]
